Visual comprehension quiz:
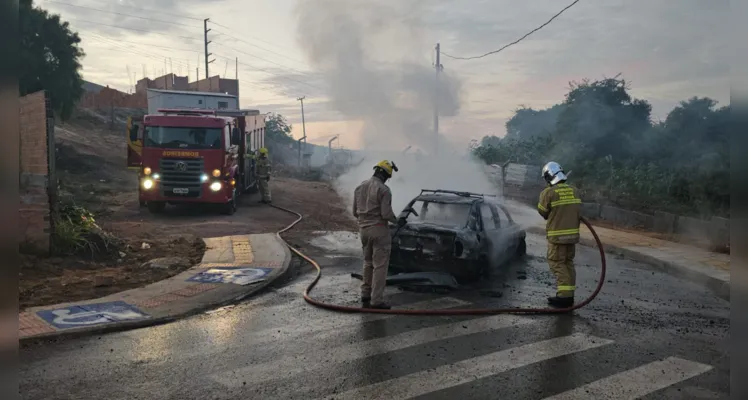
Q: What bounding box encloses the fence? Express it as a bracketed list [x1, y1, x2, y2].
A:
[489, 162, 729, 252]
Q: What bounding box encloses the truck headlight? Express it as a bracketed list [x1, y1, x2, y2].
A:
[212, 169, 221, 177]
[201, 174, 209, 182]
[142, 178, 154, 190]
[210, 181, 222, 192]
[143, 167, 152, 175]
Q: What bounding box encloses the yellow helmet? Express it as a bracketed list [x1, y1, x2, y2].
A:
[259, 147, 269, 155]
[374, 160, 398, 176]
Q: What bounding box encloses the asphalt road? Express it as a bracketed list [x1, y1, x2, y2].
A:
[19, 233, 730, 400]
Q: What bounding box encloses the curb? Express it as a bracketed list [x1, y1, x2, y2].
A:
[525, 226, 730, 301]
[20, 235, 293, 346]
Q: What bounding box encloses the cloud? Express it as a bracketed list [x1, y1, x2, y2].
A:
[40, 0, 728, 147]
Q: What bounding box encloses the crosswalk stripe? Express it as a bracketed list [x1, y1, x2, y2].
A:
[317, 333, 614, 400]
[125, 297, 468, 362]
[243, 297, 471, 345]
[211, 313, 536, 388]
[542, 356, 714, 400]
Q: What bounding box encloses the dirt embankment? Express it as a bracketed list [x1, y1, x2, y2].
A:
[21, 108, 355, 309]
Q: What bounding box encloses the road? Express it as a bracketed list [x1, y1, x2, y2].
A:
[19, 233, 730, 399]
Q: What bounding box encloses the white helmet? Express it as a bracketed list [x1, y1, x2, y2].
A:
[542, 161, 568, 186]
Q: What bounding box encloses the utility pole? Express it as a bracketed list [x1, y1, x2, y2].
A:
[203, 18, 215, 79]
[434, 42, 442, 157]
[297, 96, 307, 166]
[236, 57, 240, 109]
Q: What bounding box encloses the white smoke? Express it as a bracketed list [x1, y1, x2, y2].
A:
[293, 0, 500, 214]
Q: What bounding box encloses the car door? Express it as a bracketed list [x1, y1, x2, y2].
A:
[479, 202, 501, 266]
[496, 204, 521, 254]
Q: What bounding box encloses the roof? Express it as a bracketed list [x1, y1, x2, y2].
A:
[146, 88, 237, 98]
[415, 193, 483, 205]
[82, 80, 106, 93]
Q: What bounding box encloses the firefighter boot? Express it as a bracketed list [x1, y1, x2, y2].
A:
[361, 297, 371, 307]
[547, 296, 574, 308]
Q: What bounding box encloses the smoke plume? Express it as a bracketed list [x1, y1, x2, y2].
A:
[294, 0, 503, 213]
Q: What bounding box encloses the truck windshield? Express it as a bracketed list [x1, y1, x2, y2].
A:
[144, 126, 223, 149]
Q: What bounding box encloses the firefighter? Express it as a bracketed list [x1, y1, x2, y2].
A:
[537, 161, 582, 308]
[353, 160, 400, 309]
[256, 148, 272, 204]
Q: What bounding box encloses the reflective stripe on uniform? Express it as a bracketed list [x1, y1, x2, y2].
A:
[550, 198, 581, 207]
[538, 203, 548, 212]
[557, 285, 575, 291]
[547, 228, 580, 236]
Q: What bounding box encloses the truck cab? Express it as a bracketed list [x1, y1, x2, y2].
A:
[128, 108, 265, 215]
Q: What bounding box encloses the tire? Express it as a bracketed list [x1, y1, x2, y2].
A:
[516, 237, 527, 258]
[147, 201, 165, 214]
[222, 188, 238, 215]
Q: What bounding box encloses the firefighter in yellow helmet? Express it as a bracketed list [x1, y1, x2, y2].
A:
[537, 161, 582, 308]
[353, 160, 399, 309]
[256, 147, 272, 203]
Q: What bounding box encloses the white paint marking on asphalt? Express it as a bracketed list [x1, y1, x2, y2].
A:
[318, 333, 614, 400]
[123, 297, 469, 361]
[211, 313, 536, 388]
[541, 356, 714, 400]
[243, 297, 471, 346]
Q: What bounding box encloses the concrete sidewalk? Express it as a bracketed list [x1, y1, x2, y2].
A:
[19, 234, 292, 342]
[522, 220, 730, 300]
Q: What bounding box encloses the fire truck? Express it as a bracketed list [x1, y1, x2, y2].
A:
[126, 108, 266, 215]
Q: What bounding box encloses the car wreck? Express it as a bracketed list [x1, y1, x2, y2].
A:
[389, 189, 527, 281]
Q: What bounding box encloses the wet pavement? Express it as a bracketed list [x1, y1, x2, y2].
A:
[19, 233, 730, 399]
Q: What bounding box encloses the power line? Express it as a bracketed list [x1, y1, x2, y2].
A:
[44, 1, 202, 29]
[211, 40, 310, 77]
[66, 18, 200, 42]
[43, 0, 204, 21]
[441, 0, 581, 60]
[214, 52, 323, 92]
[209, 28, 308, 66]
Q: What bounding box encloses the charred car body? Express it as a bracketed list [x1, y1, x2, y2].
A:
[389, 190, 527, 281]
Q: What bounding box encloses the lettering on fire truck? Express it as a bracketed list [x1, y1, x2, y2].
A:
[162, 150, 200, 157]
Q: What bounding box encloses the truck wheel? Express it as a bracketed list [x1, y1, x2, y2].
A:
[147, 201, 166, 214]
[222, 188, 238, 215]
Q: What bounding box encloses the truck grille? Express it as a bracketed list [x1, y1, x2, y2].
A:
[159, 158, 204, 198]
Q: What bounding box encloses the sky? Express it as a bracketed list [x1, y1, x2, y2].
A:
[37, 0, 729, 151]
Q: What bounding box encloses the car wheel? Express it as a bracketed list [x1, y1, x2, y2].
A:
[516, 237, 527, 258]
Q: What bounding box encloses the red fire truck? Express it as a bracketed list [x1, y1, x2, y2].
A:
[126, 108, 266, 215]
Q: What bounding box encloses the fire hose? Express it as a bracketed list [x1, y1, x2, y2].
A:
[270, 203, 606, 315]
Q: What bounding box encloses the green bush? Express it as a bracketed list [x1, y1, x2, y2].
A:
[52, 202, 117, 257]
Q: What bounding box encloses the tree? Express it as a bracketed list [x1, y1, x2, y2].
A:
[20, 0, 85, 120]
[470, 75, 729, 217]
[265, 113, 294, 144]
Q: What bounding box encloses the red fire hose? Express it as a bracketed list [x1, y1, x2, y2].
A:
[271, 204, 606, 315]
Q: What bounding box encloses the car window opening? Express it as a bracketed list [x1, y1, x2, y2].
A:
[408, 201, 472, 228]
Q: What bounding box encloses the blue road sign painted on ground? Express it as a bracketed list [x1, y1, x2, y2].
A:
[187, 267, 273, 285]
[36, 301, 150, 330]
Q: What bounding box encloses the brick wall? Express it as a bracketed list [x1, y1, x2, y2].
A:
[19, 91, 52, 254]
[78, 87, 147, 109]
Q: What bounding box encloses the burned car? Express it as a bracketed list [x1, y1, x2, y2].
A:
[389, 189, 527, 281]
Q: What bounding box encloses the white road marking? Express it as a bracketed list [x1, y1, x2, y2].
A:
[124, 297, 468, 361]
[542, 356, 714, 400]
[319, 333, 614, 400]
[212, 313, 536, 387]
